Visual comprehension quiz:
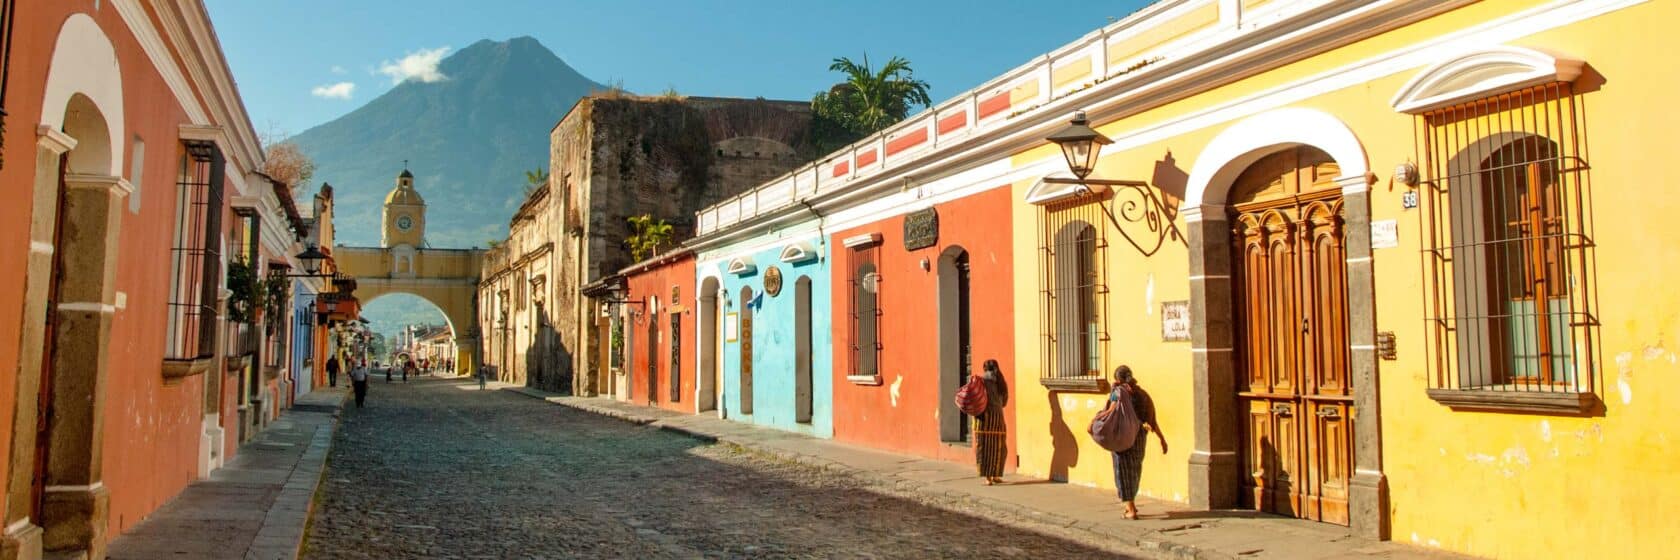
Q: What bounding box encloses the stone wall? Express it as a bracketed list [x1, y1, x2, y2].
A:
[521, 95, 816, 396]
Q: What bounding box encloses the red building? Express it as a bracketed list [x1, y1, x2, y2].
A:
[828, 185, 1017, 466]
[0, 3, 306, 558]
[609, 250, 698, 413]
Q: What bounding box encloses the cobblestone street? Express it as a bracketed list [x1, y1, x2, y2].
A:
[305, 377, 1142, 559]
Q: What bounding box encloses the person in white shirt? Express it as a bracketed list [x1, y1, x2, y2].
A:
[349, 359, 370, 408]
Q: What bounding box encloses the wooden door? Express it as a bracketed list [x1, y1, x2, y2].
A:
[1231, 147, 1353, 526]
[647, 318, 658, 405]
[739, 286, 754, 415]
[34, 159, 70, 518]
[955, 252, 972, 443]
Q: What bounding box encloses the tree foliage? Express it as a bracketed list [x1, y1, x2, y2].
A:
[523, 167, 549, 195]
[811, 54, 933, 153]
[625, 214, 674, 261]
[261, 142, 316, 194]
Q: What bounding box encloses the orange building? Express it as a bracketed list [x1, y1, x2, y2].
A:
[610, 251, 698, 413]
[0, 2, 309, 558]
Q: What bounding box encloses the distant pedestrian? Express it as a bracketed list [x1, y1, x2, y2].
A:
[381, 360, 392, 383]
[973, 359, 1009, 485]
[1108, 365, 1167, 519]
[477, 365, 490, 390]
[349, 360, 369, 408]
[325, 356, 341, 388]
[403, 357, 415, 383]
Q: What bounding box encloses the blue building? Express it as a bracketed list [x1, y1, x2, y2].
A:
[694, 226, 832, 438]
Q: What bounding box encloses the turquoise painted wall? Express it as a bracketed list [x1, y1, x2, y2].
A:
[707, 237, 833, 438]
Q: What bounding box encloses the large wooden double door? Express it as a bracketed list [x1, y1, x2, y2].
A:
[1230, 147, 1353, 525]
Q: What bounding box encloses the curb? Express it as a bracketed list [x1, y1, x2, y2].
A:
[276, 389, 352, 560]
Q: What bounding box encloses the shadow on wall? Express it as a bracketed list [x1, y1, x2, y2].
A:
[523, 303, 574, 394]
[1151, 151, 1189, 220]
[1047, 391, 1080, 482]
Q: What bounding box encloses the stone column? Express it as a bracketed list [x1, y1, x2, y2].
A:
[1339, 176, 1389, 539]
[1183, 204, 1241, 509]
[39, 173, 130, 559]
[1, 127, 78, 560]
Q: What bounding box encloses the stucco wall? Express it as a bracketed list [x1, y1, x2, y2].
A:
[704, 232, 834, 437]
[623, 256, 698, 414]
[1004, 0, 1680, 557]
[829, 186, 1017, 465]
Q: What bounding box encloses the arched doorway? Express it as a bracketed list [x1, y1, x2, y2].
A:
[698, 276, 721, 413]
[1229, 146, 1352, 524]
[937, 246, 972, 443]
[1181, 108, 1386, 537]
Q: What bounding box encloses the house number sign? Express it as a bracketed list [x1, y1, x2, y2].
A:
[903, 208, 939, 251]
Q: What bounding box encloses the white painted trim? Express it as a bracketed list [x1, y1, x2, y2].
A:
[5, 518, 32, 534]
[63, 173, 134, 197]
[1188, 274, 1231, 281]
[1351, 344, 1378, 350]
[778, 242, 818, 264]
[726, 257, 757, 276]
[841, 233, 882, 249]
[1346, 256, 1373, 264]
[1184, 107, 1368, 208]
[30, 242, 55, 255]
[35, 126, 77, 154]
[1390, 45, 1583, 114]
[111, 0, 208, 125]
[43, 483, 103, 493]
[40, 13, 124, 176]
[1191, 347, 1234, 353]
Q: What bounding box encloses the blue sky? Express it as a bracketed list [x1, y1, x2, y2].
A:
[207, 0, 1151, 138]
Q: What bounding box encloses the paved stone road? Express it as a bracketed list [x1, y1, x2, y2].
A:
[304, 377, 1145, 559]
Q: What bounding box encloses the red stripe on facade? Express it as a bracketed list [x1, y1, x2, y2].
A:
[977, 93, 1011, 120]
[857, 149, 878, 168]
[884, 128, 929, 157]
[937, 111, 968, 135]
[832, 161, 850, 177]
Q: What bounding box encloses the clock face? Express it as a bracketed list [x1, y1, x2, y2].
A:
[396, 215, 414, 231]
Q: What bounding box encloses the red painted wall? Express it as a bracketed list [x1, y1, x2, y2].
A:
[830, 186, 1016, 466]
[624, 255, 698, 414]
[0, 1, 237, 541]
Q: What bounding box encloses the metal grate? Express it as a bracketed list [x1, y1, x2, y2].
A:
[1417, 82, 1599, 396]
[1038, 196, 1109, 383]
[848, 244, 882, 377]
[165, 144, 224, 361]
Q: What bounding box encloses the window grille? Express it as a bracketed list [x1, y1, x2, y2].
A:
[165, 142, 224, 361]
[848, 244, 882, 378]
[1417, 82, 1599, 399]
[1038, 197, 1108, 388]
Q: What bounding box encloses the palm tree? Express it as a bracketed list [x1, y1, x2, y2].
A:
[812, 54, 933, 152]
[626, 214, 674, 261]
[523, 168, 549, 195]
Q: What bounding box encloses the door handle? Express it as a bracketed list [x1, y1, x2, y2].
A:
[1302, 317, 1310, 334]
[1271, 403, 1292, 417]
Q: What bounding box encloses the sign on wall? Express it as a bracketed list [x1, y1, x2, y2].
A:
[725, 312, 739, 342]
[1371, 219, 1399, 249]
[903, 207, 939, 251]
[1161, 300, 1191, 342]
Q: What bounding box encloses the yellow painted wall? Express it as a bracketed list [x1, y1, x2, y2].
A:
[1009, 1, 1680, 558]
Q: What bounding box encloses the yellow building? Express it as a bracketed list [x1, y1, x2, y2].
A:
[980, 0, 1674, 557]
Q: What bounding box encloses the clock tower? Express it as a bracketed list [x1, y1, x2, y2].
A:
[382, 168, 426, 248]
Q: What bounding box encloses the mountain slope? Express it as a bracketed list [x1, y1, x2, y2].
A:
[292, 36, 602, 249]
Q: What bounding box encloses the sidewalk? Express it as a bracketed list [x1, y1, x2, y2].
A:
[107, 387, 349, 560]
[506, 385, 1470, 560]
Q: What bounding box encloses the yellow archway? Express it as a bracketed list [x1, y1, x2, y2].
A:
[335, 246, 483, 374]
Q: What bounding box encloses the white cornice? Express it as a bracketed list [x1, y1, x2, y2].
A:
[110, 0, 208, 125]
[1390, 45, 1583, 114]
[36, 126, 78, 155]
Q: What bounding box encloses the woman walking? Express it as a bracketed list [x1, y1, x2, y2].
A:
[974, 359, 1009, 485]
[1109, 365, 1167, 519]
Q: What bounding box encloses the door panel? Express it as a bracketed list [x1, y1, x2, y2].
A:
[1233, 146, 1353, 526]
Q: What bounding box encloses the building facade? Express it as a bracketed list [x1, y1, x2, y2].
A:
[0, 2, 317, 558]
[676, 0, 1680, 557]
[611, 251, 698, 412]
[535, 95, 820, 397]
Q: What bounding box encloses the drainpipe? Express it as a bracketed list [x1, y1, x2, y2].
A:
[798, 198, 826, 262]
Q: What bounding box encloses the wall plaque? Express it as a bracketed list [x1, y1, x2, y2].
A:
[1161, 300, 1191, 342]
[763, 266, 783, 297]
[903, 207, 939, 251]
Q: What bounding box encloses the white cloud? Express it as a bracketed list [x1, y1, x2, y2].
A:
[310, 82, 356, 100]
[330, 65, 348, 75]
[377, 46, 450, 85]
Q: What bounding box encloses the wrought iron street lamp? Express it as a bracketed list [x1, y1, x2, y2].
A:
[1043, 110, 1183, 257]
[1047, 111, 1112, 181]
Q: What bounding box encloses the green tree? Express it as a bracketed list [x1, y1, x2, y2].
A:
[523, 167, 549, 195]
[625, 214, 674, 261]
[811, 54, 933, 153]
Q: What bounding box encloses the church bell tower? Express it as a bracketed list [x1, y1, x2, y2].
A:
[382, 168, 426, 248]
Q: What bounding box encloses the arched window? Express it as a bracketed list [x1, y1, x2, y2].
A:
[1042, 215, 1105, 386]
